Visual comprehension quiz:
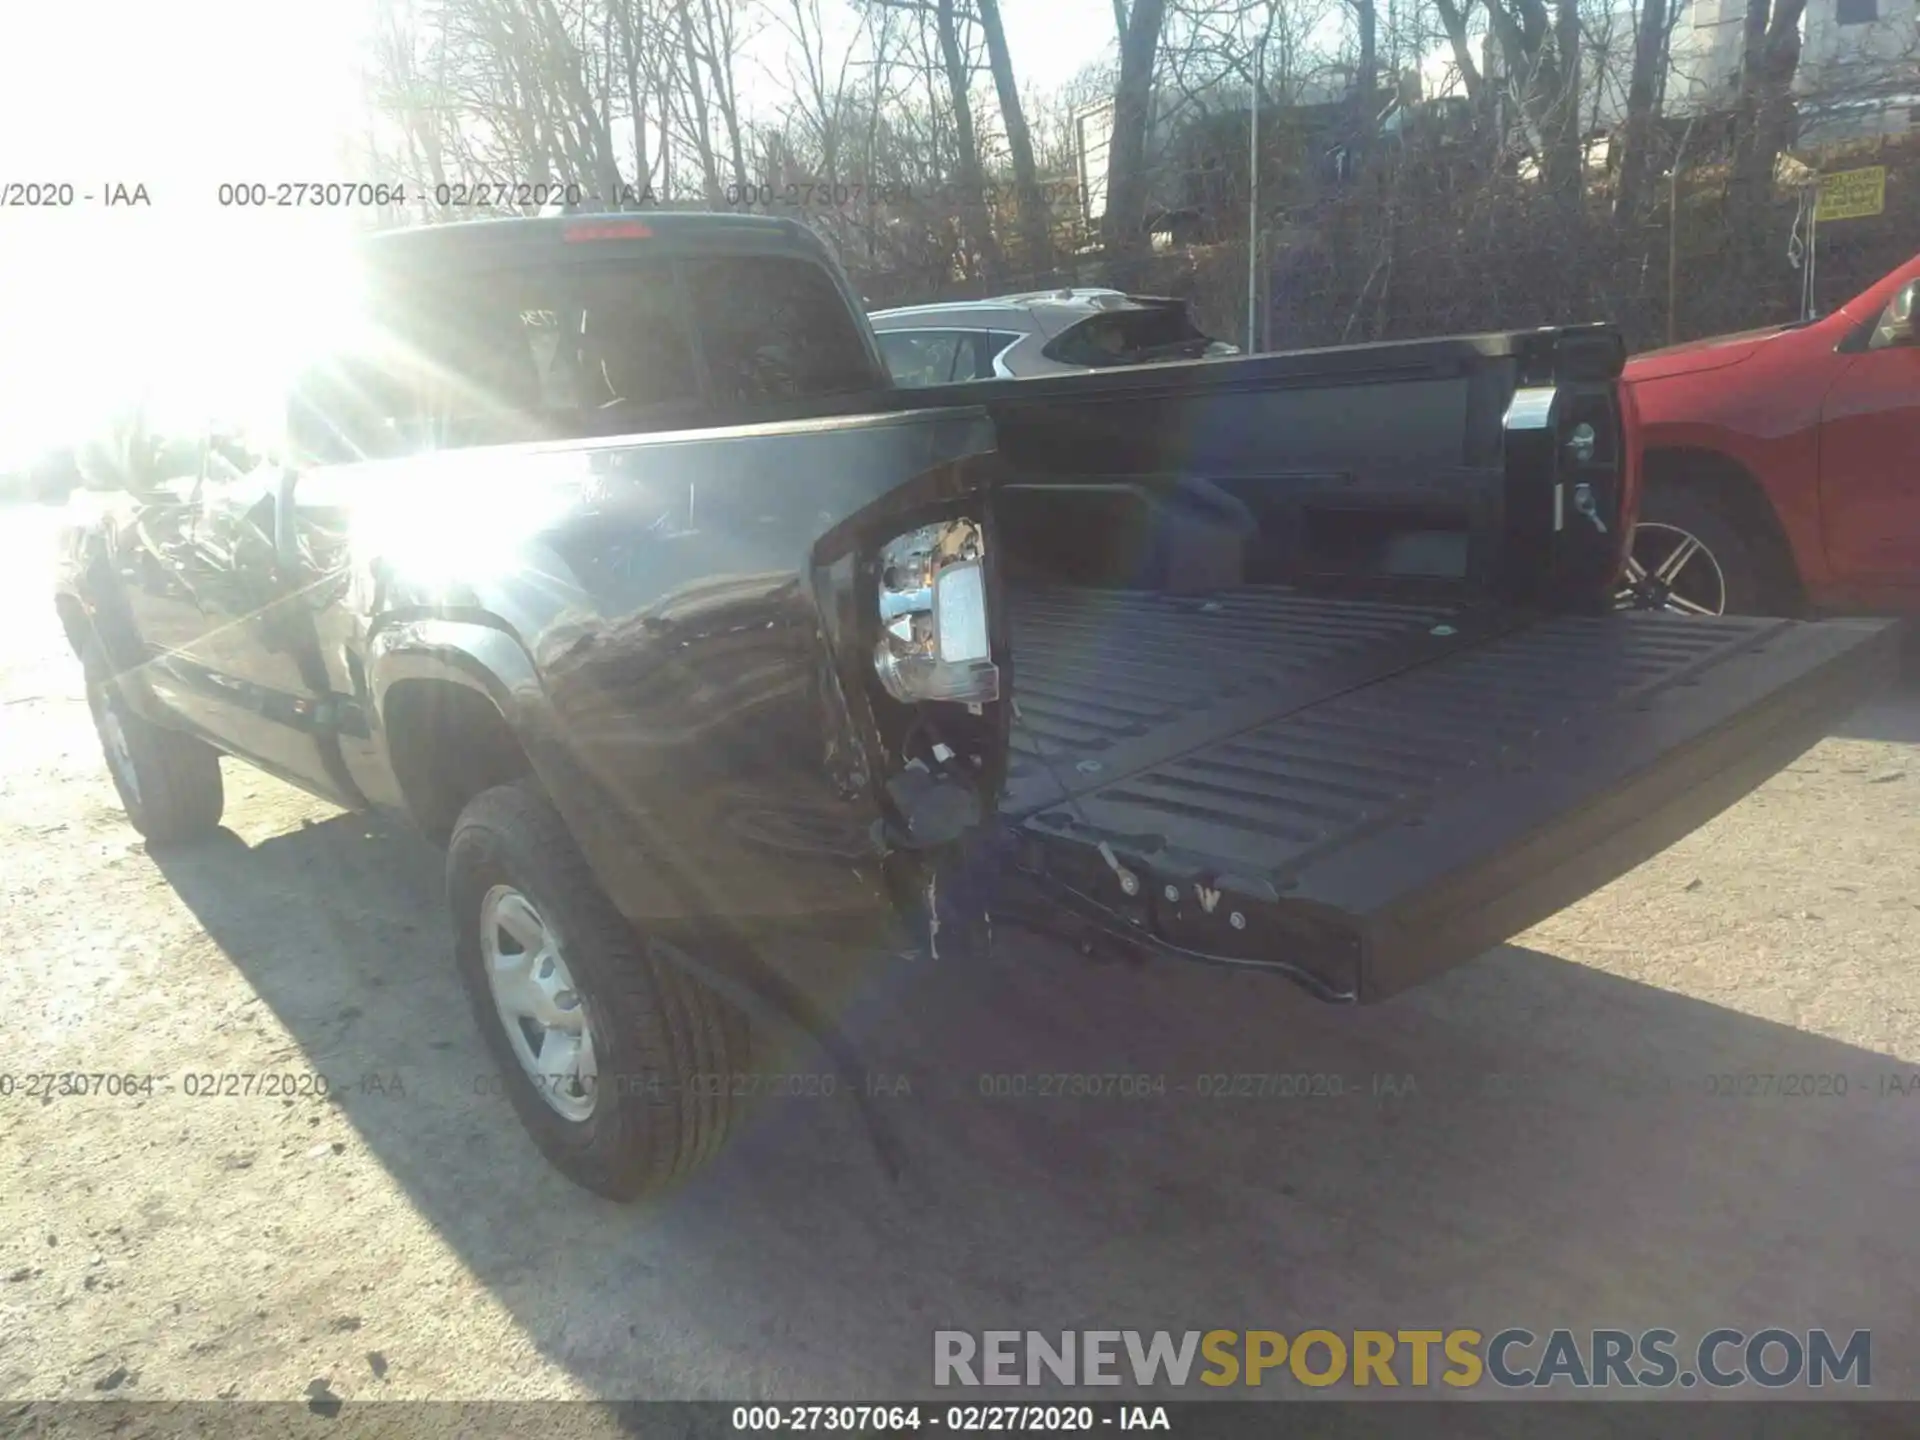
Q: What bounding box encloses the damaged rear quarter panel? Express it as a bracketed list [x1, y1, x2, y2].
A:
[351, 406, 999, 952]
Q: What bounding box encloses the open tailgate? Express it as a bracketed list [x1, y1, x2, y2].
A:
[1001, 588, 1897, 1001]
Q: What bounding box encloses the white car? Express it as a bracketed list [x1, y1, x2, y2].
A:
[868, 288, 1237, 385]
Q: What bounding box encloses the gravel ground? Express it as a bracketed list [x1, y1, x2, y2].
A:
[3, 502, 1919, 1409]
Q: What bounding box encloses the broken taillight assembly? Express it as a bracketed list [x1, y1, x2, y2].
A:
[872, 518, 998, 705]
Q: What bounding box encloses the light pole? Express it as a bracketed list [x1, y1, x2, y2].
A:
[1246, 37, 1263, 352]
[1667, 115, 1697, 347]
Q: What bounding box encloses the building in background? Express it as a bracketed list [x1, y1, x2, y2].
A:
[1623, 0, 1913, 144]
[1458, 0, 1917, 155]
[1791, 0, 1920, 145]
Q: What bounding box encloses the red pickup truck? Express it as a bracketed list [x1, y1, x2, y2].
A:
[1624, 253, 1920, 617]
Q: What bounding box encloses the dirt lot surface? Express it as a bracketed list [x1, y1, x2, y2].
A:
[4, 502, 1919, 1410]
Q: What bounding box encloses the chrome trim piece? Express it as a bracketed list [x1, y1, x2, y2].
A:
[1504, 386, 1556, 431]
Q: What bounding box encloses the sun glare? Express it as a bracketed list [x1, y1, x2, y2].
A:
[0, 0, 372, 472]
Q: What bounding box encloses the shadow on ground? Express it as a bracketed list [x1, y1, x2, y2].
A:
[147, 798, 1920, 1407]
[1835, 671, 1920, 744]
[1835, 625, 1920, 744]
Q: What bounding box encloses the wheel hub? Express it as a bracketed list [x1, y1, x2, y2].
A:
[479, 884, 598, 1122]
[1617, 522, 1728, 617]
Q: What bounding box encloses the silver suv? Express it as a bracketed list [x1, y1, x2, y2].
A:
[868, 288, 1237, 386]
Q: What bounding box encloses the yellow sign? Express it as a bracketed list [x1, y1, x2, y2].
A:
[1816, 167, 1886, 222]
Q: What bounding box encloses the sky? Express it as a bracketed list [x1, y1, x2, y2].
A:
[0, 0, 371, 467]
[0, 0, 1115, 469]
[999, 0, 1121, 96]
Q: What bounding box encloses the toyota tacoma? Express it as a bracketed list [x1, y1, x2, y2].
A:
[53, 213, 1896, 1198]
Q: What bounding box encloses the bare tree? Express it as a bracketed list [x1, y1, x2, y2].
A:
[368, 0, 454, 200]
[1350, 0, 1378, 131]
[1480, 0, 1586, 196]
[1431, 0, 1487, 110]
[1105, 0, 1168, 256]
[771, 0, 859, 184]
[1728, 0, 1809, 223]
[1613, 0, 1674, 219]
[350, 0, 1912, 356]
[975, 0, 1053, 275]
[671, 5, 725, 200]
[687, 0, 755, 188]
[934, 0, 1007, 277]
[610, 0, 653, 195]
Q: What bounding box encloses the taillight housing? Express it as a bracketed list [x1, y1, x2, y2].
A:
[873, 518, 998, 705]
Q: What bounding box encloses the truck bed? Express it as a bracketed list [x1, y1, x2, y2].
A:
[1003, 585, 1896, 1001]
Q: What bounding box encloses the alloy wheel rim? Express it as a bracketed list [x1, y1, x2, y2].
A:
[1617, 522, 1728, 617]
[478, 884, 598, 1122]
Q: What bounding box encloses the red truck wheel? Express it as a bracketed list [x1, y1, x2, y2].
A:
[1623, 486, 1787, 617]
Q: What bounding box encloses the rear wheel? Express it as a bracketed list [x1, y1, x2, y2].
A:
[447, 780, 749, 1200]
[82, 642, 225, 842]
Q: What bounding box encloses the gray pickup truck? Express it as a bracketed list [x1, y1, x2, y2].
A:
[53, 212, 1894, 1199]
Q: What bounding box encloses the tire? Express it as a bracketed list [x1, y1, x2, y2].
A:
[447, 780, 749, 1201]
[81, 642, 225, 842]
[1626, 484, 1791, 617]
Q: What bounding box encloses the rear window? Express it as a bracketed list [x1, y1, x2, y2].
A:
[683, 255, 878, 404]
[1043, 305, 1216, 368]
[406, 260, 700, 446]
[295, 253, 879, 458]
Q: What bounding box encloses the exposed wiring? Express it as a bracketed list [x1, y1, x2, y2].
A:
[996, 868, 1357, 1004]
